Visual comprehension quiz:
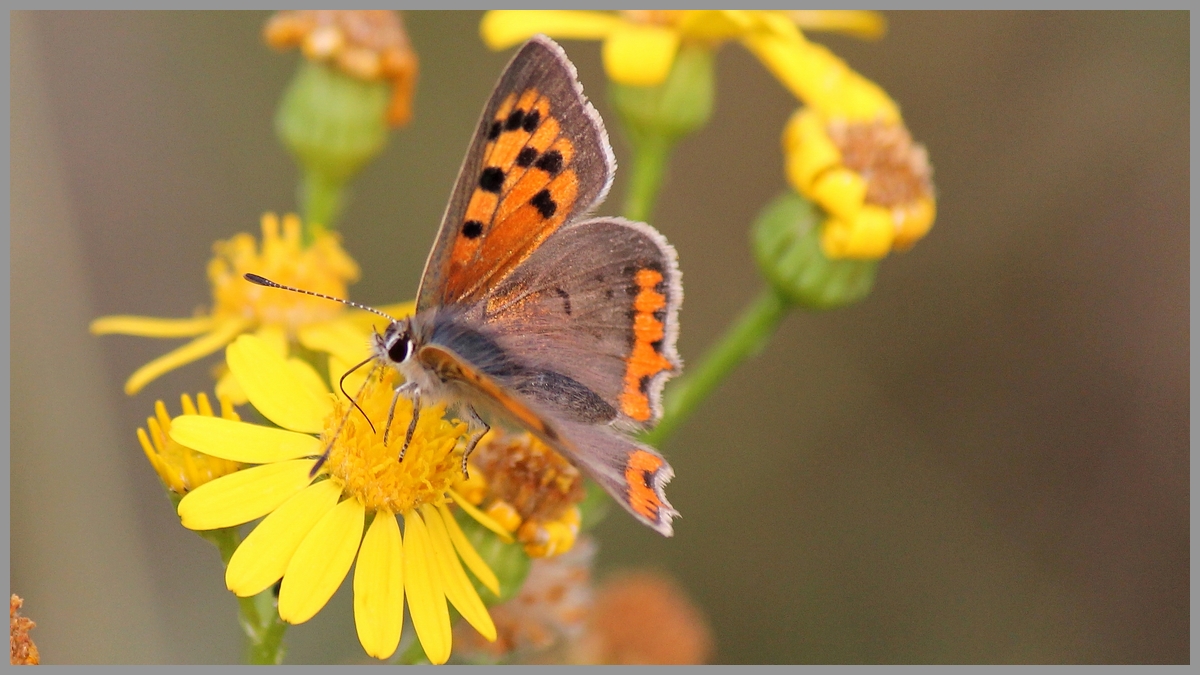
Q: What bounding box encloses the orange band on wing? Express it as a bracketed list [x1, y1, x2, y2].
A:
[625, 449, 665, 521]
[619, 269, 674, 422]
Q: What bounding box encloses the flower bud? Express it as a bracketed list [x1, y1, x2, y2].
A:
[607, 43, 714, 144]
[753, 191, 878, 310]
[275, 61, 390, 230]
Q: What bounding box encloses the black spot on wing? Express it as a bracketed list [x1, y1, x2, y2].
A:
[479, 167, 505, 193]
[516, 147, 538, 168]
[487, 121, 501, 140]
[521, 108, 540, 132]
[505, 109, 525, 131]
[534, 150, 563, 176]
[462, 220, 484, 239]
[530, 189, 557, 218]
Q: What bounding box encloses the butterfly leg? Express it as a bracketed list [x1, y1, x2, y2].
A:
[383, 381, 418, 447]
[460, 405, 489, 478]
[399, 394, 422, 463]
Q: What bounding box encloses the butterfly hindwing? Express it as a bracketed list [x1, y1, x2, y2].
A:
[417, 35, 615, 310]
[415, 342, 677, 536]
[477, 217, 682, 430]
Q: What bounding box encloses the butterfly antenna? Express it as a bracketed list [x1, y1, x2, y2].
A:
[340, 355, 377, 435]
[244, 273, 397, 322]
[311, 361, 382, 477]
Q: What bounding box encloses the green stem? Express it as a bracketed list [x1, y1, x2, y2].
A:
[300, 169, 343, 243]
[623, 133, 675, 224]
[644, 286, 791, 445]
[199, 527, 288, 665]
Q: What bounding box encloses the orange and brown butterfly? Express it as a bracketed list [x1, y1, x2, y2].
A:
[252, 35, 683, 535]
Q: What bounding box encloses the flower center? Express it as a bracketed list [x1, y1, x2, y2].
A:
[209, 213, 361, 331]
[826, 119, 933, 208]
[322, 369, 468, 514]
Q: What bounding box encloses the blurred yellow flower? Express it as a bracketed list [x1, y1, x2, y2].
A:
[481, 10, 884, 87]
[170, 333, 507, 663]
[90, 212, 411, 396]
[744, 27, 936, 259]
[783, 106, 935, 260]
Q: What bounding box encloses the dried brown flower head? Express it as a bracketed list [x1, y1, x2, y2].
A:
[464, 431, 587, 557]
[264, 10, 418, 126]
[10, 595, 39, 666]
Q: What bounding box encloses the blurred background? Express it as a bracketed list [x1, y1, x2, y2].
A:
[10, 11, 1188, 664]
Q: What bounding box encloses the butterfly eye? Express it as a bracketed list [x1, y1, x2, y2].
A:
[387, 333, 413, 363]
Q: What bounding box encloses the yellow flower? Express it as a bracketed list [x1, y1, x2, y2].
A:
[169, 334, 510, 663]
[265, 10, 419, 127]
[481, 10, 884, 87]
[137, 392, 241, 495]
[90, 212, 411, 396]
[743, 27, 936, 260]
[783, 107, 935, 260]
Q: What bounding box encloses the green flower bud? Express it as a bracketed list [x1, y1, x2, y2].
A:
[608, 43, 714, 144]
[453, 508, 531, 605]
[275, 60, 390, 234]
[753, 191, 878, 310]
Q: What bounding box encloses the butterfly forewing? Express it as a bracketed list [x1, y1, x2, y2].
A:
[417, 36, 615, 310]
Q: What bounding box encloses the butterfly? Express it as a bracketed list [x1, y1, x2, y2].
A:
[252, 35, 682, 536]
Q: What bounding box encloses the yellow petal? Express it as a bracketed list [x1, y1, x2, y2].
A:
[353, 512, 405, 660]
[90, 314, 217, 338]
[376, 302, 416, 321]
[602, 24, 680, 87]
[226, 479, 343, 596]
[747, 31, 900, 122]
[122, 318, 249, 395]
[677, 9, 756, 41]
[481, 10, 622, 50]
[808, 167, 868, 222]
[783, 110, 842, 194]
[278, 497, 365, 625]
[288, 356, 333, 402]
[215, 366, 248, 405]
[421, 505, 496, 642]
[447, 489, 514, 544]
[253, 324, 288, 358]
[402, 510, 451, 665]
[169, 415, 321, 463]
[892, 196, 937, 251]
[438, 502, 499, 596]
[177, 458, 316, 530]
[227, 334, 332, 434]
[787, 10, 887, 41]
[820, 207, 895, 260]
[297, 319, 371, 366]
[331, 302, 415, 336]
